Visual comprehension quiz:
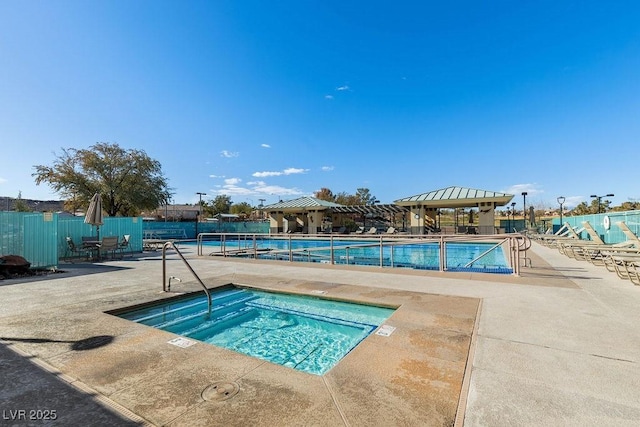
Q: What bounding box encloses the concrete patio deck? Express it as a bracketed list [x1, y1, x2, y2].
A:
[1, 242, 639, 426]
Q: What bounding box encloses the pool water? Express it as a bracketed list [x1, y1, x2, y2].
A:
[193, 239, 512, 273]
[116, 287, 395, 375]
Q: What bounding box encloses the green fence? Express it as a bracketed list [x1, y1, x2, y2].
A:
[1, 212, 58, 268]
[552, 211, 640, 244]
[143, 220, 269, 238]
[0, 212, 143, 269]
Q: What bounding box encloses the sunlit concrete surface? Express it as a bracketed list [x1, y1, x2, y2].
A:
[0, 242, 639, 426]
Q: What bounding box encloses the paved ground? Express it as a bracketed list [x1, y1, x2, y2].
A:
[0, 242, 639, 426]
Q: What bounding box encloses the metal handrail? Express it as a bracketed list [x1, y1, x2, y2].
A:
[162, 241, 211, 313]
[463, 238, 509, 268]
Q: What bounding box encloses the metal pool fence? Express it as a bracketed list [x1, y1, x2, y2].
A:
[196, 233, 530, 275]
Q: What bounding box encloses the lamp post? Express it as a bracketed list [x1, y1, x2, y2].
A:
[521, 192, 528, 227]
[506, 208, 511, 233]
[590, 194, 614, 214]
[557, 196, 565, 228]
[196, 192, 207, 237]
[510, 202, 516, 232]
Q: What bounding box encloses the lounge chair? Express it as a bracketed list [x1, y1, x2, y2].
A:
[602, 251, 640, 285]
[581, 221, 605, 244]
[365, 227, 377, 235]
[558, 221, 640, 262]
[616, 221, 640, 246]
[354, 227, 365, 234]
[385, 227, 396, 234]
[537, 223, 585, 248]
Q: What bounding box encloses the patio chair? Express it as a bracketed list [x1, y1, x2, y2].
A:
[354, 227, 365, 234]
[365, 227, 377, 234]
[99, 236, 120, 260]
[117, 234, 132, 258]
[385, 227, 396, 234]
[65, 237, 90, 261]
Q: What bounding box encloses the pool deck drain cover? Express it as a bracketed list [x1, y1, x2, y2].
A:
[202, 382, 240, 401]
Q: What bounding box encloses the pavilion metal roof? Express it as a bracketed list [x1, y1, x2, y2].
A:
[394, 186, 514, 208]
[263, 196, 344, 210]
[263, 197, 407, 215]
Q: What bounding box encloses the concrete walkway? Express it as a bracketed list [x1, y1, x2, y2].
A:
[0, 242, 639, 426]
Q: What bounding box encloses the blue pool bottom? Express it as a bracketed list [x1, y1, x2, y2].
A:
[116, 287, 395, 375]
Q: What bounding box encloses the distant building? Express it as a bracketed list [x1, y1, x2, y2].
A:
[1, 197, 66, 213]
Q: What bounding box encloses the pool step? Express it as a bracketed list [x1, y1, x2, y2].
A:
[135, 290, 257, 328]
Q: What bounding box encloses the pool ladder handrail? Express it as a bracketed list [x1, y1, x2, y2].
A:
[162, 241, 211, 313]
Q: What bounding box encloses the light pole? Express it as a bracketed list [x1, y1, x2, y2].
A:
[510, 202, 516, 232]
[557, 196, 565, 228]
[196, 192, 207, 237]
[521, 192, 528, 228]
[258, 198, 266, 220]
[590, 194, 614, 214]
[506, 208, 511, 233]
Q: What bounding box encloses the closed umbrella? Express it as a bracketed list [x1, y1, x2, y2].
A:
[528, 206, 536, 227]
[84, 193, 104, 240]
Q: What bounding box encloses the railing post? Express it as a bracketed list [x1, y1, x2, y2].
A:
[330, 235, 334, 264]
[440, 235, 446, 271]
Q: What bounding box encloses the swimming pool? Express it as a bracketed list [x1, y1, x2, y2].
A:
[116, 286, 395, 375]
[192, 237, 513, 273]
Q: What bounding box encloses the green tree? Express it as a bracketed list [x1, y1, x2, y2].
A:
[314, 188, 335, 202]
[207, 195, 232, 216]
[335, 192, 359, 205]
[14, 191, 31, 212]
[230, 202, 252, 216]
[613, 201, 640, 211]
[33, 142, 172, 217]
[315, 187, 379, 206]
[355, 188, 378, 205]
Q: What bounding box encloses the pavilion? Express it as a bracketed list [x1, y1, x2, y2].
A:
[394, 186, 514, 234]
[263, 186, 514, 235]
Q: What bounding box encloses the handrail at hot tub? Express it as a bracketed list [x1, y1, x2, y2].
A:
[162, 241, 211, 313]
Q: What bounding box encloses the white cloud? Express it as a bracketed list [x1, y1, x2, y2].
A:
[321, 166, 334, 172]
[261, 144, 271, 148]
[252, 167, 308, 178]
[224, 177, 241, 185]
[282, 167, 306, 175]
[220, 150, 239, 158]
[504, 184, 543, 197]
[325, 95, 334, 100]
[253, 171, 281, 178]
[209, 180, 304, 198]
[209, 174, 225, 178]
[0, 177, 6, 184]
[336, 85, 350, 91]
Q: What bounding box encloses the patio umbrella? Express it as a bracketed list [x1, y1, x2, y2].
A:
[528, 206, 536, 227]
[84, 193, 104, 240]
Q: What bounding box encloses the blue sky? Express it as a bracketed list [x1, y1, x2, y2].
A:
[1, 1, 639, 210]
